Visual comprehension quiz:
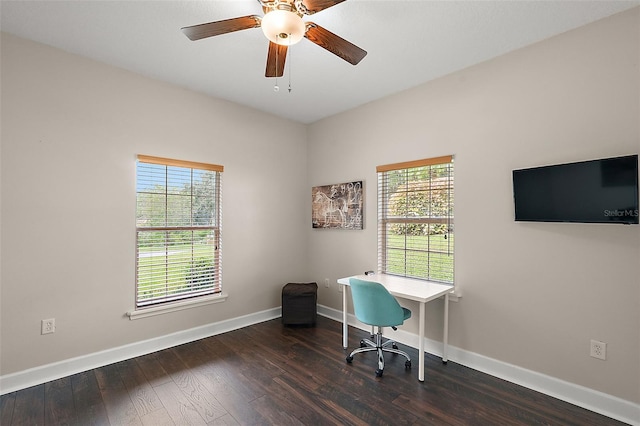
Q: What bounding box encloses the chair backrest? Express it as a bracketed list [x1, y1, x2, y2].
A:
[349, 278, 406, 327]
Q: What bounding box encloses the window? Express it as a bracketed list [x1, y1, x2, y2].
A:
[377, 156, 454, 283]
[135, 155, 223, 309]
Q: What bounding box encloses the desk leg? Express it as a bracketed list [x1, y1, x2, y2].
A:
[418, 301, 425, 382]
[342, 285, 348, 349]
[443, 293, 449, 363]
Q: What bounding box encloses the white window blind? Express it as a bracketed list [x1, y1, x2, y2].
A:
[377, 156, 454, 283]
[135, 155, 223, 308]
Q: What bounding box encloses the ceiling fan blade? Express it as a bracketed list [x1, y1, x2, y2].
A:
[265, 42, 288, 77]
[304, 23, 367, 65]
[181, 15, 261, 41]
[300, 0, 346, 14]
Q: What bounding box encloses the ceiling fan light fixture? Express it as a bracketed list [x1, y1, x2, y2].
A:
[261, 10, 305, 45]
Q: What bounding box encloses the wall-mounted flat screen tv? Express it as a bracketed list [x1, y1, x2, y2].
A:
[513, 155, 639, 224]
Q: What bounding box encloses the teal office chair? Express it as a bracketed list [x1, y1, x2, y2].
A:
[345, 278, 412, 377]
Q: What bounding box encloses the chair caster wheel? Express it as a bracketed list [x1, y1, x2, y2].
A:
[360, 340, 366, 348]
[392, 343, 399, 350]
[375, 369, 383, 377]
[346, 356, 353, 364]
[405, 360, 412, 369]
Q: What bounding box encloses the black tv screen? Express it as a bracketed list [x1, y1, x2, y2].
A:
[513, 155, 639, 224]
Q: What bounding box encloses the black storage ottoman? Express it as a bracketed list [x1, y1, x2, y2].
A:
[281, 282, 318, 326]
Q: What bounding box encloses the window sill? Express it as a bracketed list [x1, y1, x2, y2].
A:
[126, 293, 229, 320]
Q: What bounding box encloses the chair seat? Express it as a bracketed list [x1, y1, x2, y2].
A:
[402, 307, 411, 322]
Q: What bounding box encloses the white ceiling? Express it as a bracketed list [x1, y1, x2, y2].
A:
[2, 0, 638, 124]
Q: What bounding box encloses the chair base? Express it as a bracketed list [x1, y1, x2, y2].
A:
[346, 326, 411, 377]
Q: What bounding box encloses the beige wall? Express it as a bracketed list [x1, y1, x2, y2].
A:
[1, 6, 639, 407]
[308, 8, 640, 403]
[0, 33, 309, 375]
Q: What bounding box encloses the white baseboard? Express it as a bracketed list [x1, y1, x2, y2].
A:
[0, 307, 281, 396]
[317, 304, 640, 426]
[2, 305, 638, 425]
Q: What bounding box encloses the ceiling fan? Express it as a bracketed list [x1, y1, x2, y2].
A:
[181, 0, 367, 78]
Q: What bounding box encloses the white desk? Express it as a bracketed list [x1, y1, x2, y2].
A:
[338, 274, 454, 382]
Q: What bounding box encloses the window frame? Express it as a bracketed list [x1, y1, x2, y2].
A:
[132, 155, 224, 315]
[377, 155, 454, 284]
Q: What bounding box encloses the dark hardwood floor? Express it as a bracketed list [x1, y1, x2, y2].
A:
[0, 316, 626, 425]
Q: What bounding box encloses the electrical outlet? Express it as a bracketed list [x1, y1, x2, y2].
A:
[324, 278, 330, 288]
[590, 339, 606, 360]
[41, 318, 56, 335]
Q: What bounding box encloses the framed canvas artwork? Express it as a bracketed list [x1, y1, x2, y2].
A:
[312, 181, 363, 229]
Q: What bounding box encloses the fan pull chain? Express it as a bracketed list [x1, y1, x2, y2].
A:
[273, 35, 293, 93]
[288, 36, 292, 93]
[274, 42, 280, 92]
